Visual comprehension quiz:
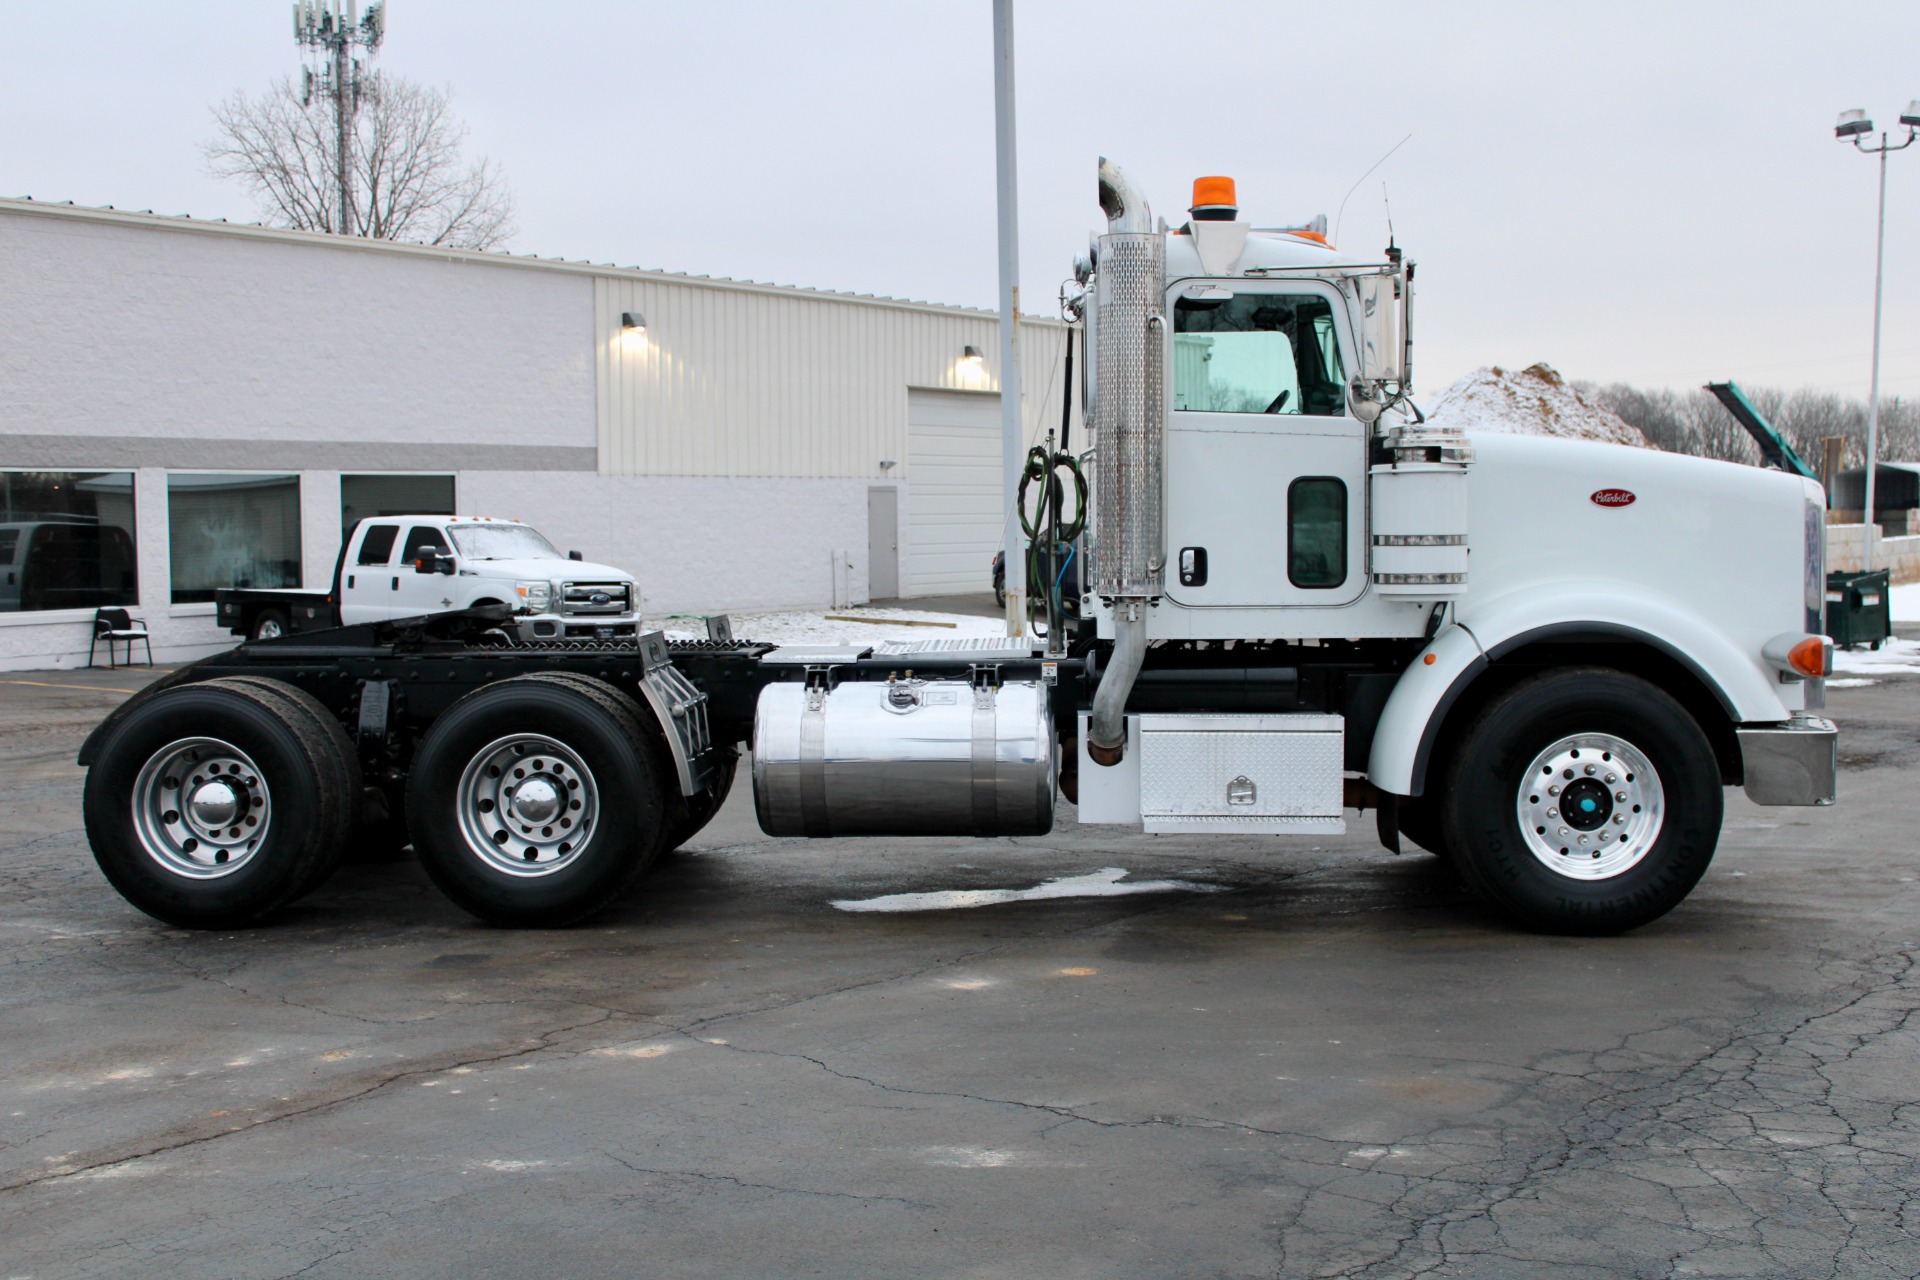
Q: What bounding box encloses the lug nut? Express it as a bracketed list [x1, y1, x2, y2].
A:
[1616, 791, 1628, 802]
[1612, 814, 1625, 825]
[1584, 764, 1597, 776]
[1548, 784, 1561, 796]
[1547, 808, 1558, 819]
[1604, 773, 1616, 784]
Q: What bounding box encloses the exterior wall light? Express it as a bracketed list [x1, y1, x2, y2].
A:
[879, 459, 897, 471]
[963, 345, 985, 365]
[621, 311, 647, 334]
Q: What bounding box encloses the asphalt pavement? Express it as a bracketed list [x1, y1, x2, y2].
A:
[2, 658, 1917, 1278]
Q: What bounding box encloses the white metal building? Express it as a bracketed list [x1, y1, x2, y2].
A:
[0, 197, 1079, 669]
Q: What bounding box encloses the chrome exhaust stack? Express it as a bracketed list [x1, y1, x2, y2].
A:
[1086, 159, 1165, 766]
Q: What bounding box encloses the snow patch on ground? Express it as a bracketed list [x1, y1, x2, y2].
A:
[831, 866, 1226, 914]
[1426, 363, 1651, 448]
[1832, 637, 1920, 678]
[648, 607, 1005, 647]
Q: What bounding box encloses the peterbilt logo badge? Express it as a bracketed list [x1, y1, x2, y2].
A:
[1590, 489, 1636, 508]
[589, 592, 612, 605]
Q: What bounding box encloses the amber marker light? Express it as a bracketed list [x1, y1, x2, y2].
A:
[1788, 636, 1832, 678]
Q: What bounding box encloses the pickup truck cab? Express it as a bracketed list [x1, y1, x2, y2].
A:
[217, 515, 640, 642]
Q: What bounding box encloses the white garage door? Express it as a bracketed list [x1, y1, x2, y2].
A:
[905, 388, 1003, 597]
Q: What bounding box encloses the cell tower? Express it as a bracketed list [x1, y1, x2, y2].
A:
[293, 0, 387, 236]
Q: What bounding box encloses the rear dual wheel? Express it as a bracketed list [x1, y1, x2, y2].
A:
[1438, 668, 1722, 935]
[84, 678, 358, 929]
[406, 675, 674, 927]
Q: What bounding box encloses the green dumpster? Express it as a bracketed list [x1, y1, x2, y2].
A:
[1825, 568, 1891, 650]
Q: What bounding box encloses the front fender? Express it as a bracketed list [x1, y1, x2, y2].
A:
[1367, 584, 1792, 796]
[1366, 622, 1485, 798]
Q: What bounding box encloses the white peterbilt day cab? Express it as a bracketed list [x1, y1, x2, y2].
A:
[215, 515, 641, 643]
[78, 161, 1837, 937]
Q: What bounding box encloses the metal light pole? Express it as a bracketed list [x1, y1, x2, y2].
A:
[1835, 101, 1920, 568]
[992, 0, 1026, 636]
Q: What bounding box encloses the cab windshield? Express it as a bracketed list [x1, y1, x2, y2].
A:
[446, 524, 561, 561]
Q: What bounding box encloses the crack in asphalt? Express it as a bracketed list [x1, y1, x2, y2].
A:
[0, 1008, 626, 1195]
[598, 1148, 926, 1208]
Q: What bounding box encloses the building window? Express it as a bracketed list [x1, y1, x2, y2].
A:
[167, 474, 302, 604]
[0, 471, 138, 613]
[1287, 476, 1347, 588]
[340, 474, 456, 539]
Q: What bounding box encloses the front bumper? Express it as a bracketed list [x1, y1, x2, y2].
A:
[1738, 716, 1838, 806]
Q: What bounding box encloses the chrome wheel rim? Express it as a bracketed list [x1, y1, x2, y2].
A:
[1516, 733, 1664, 881]
[131, 737, 272, 879]
[254, 618, 283, 639]
[455, 733, 598, 877]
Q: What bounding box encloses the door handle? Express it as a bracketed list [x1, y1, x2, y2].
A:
[1179, 547, 1208, 587]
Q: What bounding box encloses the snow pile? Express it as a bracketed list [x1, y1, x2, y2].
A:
[1425, 363, 1651, 448]
[650, 606, 1004, 647]
[1831, 637, 1920, 684]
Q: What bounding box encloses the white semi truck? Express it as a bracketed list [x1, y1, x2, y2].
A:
[78, 161, 1837, 936]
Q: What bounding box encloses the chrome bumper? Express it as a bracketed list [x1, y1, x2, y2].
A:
[1738, 716, 1838, 806]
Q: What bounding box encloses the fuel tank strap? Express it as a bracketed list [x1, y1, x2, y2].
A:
[970, 684, 997, 836]
[799, 685, 831, 837]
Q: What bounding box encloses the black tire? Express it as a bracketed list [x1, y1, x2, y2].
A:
[250, 609, 290, 641]
[1438, 667, 1723, 936]
[665, 747, 738, 852]
[83, 680, 356, 928]
[406, 675, 671, 927]
[213, 676, 364, 892]
[511, 671, 679, 870]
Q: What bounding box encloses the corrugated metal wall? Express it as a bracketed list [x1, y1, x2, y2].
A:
[594, 276, 1080, 479]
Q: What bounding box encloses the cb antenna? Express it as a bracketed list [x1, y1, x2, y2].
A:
[1332, 131, 1412, 248]
[293, 1, 388, 237]
[1383, 182, 1398, 256]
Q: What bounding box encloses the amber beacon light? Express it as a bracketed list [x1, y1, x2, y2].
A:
[1189, 176, 1238, 220]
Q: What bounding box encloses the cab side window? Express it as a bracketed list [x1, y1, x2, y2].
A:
[357, 524, 399, 565]
[1288, 477, 1347, 588]
[1173, 291, 1347, 417]
[403, 526, 450, 565]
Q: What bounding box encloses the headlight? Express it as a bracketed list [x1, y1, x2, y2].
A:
[515, 580, 552, 611]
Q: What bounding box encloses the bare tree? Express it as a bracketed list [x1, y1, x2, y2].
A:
[207, 75, 515, 251]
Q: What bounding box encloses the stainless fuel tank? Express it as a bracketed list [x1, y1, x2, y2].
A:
[752, 678, 1056, 838]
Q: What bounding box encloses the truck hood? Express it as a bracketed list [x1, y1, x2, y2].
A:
[462, 558, 633, 582]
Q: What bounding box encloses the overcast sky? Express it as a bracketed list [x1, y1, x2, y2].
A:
[7, 1, 1920, 402]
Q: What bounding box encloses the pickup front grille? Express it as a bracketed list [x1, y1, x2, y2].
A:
[559, 581, 632, 616]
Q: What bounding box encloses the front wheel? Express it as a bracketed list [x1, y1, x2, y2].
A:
[1439, 668, 1723, 935]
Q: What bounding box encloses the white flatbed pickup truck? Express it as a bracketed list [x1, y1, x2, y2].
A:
[216, 515, 641, 643]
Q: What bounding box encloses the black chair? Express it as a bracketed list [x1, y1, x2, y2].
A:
[90, 608, 152, 669]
